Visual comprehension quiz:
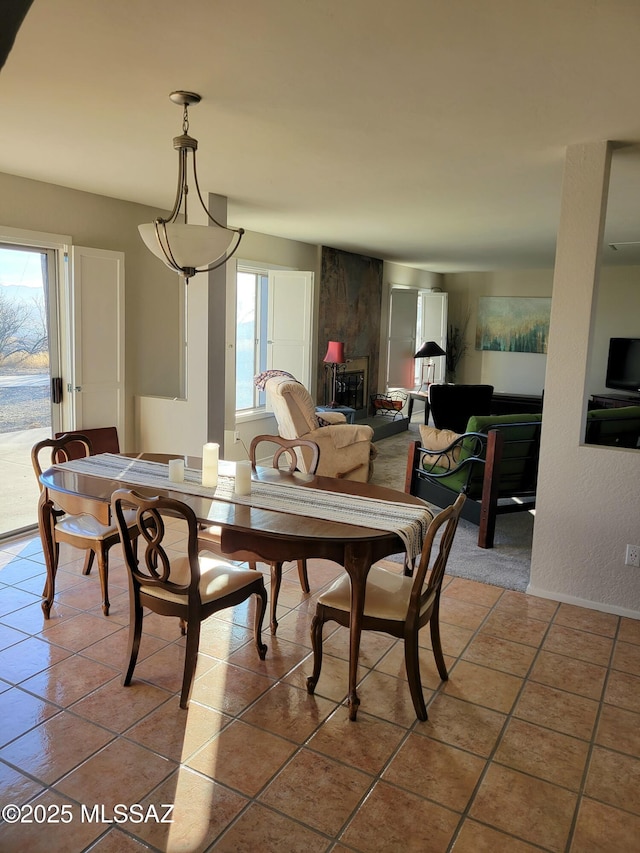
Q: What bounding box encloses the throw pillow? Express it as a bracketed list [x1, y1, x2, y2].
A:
[418, 424, 462, 470]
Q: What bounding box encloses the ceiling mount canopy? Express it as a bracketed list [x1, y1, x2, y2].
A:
[138, 90, 244, 282]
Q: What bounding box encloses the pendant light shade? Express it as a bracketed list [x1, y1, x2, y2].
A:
[138, 222, 237, 271]
[139, 91, 244, 282]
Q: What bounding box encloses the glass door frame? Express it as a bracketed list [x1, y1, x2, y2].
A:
[0, 225, 71, 538]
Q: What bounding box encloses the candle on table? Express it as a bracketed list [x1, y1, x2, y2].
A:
[168, 458, 185, 483]
[202, 442, 219, 488]
[234, 460, 252, 495]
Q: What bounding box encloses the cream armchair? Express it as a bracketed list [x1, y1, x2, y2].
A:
[265, 376, 377, 482]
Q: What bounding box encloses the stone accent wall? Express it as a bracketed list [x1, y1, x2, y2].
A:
[317, 246, 383, 410]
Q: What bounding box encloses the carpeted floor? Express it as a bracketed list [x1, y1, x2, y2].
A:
[370, 422, 532, 591]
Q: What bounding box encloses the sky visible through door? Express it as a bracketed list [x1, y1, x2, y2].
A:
[0, 246, 52, 537]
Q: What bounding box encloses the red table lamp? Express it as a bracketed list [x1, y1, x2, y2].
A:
[323, 341, 346, 407]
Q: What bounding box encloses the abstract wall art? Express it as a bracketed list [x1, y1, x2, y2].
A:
[476, 296, 551, 353]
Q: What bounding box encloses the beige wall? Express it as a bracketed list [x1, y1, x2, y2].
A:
[443, 265, 640, 401]
[138, 230, 321, 460]
[0, 171, 180, 450]
[443, 269, 553, 394]
[591, 265, 640, 395]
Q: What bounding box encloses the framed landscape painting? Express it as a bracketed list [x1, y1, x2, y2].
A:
[476, 296, 551, 353]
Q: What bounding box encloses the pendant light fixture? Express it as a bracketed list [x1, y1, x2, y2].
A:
[138, 91, 244, 282]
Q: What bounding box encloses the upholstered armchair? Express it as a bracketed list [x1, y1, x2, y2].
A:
[265, 376, 377, 482]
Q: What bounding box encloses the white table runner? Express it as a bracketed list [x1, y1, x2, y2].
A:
[54, 453, 432, 559]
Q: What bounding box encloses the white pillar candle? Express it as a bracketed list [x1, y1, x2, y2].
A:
[202, 442, 219, 488]
[168, 458, 185, 483]
[234, 460, 252, 495]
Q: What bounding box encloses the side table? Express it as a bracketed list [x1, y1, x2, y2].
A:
[316, 405, 356, 424]
[407, 390, 431, 424]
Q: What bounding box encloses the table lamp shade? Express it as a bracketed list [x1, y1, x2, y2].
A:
[414, 341, 445, 359]
[324, 341, 346, 364]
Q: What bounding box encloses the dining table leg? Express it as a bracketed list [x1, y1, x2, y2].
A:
[344, 545, 373, 721]
[38, 491, 57, 618]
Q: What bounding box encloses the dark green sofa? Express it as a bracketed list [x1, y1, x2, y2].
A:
[585, 405, 640, 448]
[405, 406, 640, 549]
[405, 413, 542, 549]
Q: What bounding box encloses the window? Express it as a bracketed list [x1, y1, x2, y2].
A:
[235, 265, 314, 414]
[236, 269, 268, 411]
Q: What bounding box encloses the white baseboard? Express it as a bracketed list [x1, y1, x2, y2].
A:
[526, 583, 640, 621]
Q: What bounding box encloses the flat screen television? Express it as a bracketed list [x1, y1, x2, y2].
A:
[606, 338, 640, 393]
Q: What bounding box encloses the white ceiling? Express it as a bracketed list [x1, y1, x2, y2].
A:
[1, 0, 640, 272]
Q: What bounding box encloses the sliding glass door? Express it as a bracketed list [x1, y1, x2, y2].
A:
[0, 243, 61, 537]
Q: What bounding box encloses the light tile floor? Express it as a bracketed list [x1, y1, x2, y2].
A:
[0, 529, 639, 852]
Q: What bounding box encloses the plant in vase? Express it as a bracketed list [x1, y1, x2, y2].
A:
[446, 314, 470, 382]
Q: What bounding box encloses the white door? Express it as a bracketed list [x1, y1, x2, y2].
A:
[387, 288, 418, 388]
[66, 246, 125, 440]
[267, 270, 313, 388]
[418, 291, 448, 384]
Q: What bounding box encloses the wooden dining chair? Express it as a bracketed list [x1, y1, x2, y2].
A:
[53, 426, 122, 580]
[31, 433, 139, 615]
[112, 489, 268, 709]
[198, 434, 320, 634]
[306, 493, 466, 720]
[54, 426, 120, 459]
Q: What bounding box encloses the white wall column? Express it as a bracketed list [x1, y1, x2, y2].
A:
[207, 193, 230, 447]
[530, 141, 640, 618]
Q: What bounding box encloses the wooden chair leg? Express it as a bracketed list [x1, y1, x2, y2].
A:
[123, 595, 143, 687]
[269, 562, 283, 634]
[296, 559, 310, 594]
[403, 553, 415, 577]
[179, 618, 187, 635]
[306, 610, 325, 694]
[404, 632, 428, 721]
[429, 604, 449, 682]
[96, 546, 110, 616]
[253, 588, 268, 660]
[180, 619, 202, 709]
[82, 549, 95, 576]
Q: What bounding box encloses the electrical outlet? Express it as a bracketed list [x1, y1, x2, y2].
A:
[625, 545, 640, 567]
[234, 431, 241, 444]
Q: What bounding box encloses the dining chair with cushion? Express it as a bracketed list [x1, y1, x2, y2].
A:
[112, 488, 268, 709]
[429, 384, 494, 434]
[53, 426, 123, 582]
[306, 493, 466, 720]
[31, 433, 139, 615]
[198, 434, 320, 633]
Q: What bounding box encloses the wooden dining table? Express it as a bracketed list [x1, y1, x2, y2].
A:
[38, 453, 430, 720]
